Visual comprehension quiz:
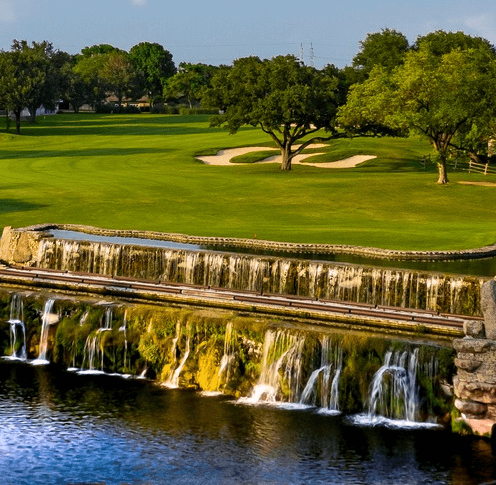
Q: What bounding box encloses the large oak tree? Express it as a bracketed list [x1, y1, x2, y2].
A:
[203, 55, 345, 171]
[338, 38, 496, 184]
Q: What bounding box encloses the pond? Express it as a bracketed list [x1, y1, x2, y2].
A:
[1, 360, 495, 485]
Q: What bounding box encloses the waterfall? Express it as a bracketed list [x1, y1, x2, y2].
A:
[31, 299, 55, 365]
[368, 348, 419, 422]
[164, 323, 192, 388]
[77, 307, 114, 374]
[80, 335, 103, 373]
[240, 329, 306, 404]
[36, 237, 485, 316]
[299, 336, 343, 412]
[218, 322, 236, 389]
[6, 294, 26, 360]
[300, 367, 327, 405]
[98, 307, 113, 332]
[119, 310, 128, 370]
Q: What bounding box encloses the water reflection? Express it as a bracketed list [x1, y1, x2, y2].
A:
[1, 361, 495, 485]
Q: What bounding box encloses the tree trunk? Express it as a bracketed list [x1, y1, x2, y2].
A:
[436, 157, 449, 184]
[14, 109, 21, 135]
[27, 105, 37, 124]
[281, 147, 292, 171]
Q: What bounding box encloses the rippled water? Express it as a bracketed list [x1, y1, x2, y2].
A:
[1, 361, 495, 485]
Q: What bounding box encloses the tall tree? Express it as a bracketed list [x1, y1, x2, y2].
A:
[100, 51, 142, 105]
[164, 63, 218, 108]
[129, 42, 176, 105]
[203, 55, 344, 171]
[352, 28, 409, 81]
[23, 43, 70, 123]
[0, 41, 48, 134]
[413, 30, 495, 56]
[80, 44, 123, 57]
[339, 41, 496, 184]
[60, 59, 93, 113]
[73, 54, 110, 109]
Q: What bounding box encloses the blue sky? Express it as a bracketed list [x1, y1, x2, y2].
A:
[0, 0, 495, 68]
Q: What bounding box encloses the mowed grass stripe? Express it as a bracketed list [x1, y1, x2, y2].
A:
[0, 113, 495, 250]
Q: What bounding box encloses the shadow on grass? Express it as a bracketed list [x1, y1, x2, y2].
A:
[0, 147, 173, 160]
[1, 115, 226, 138]
[0, 199, 46, 214]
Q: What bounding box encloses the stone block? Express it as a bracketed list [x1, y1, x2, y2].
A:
[454, 357, 482, 373]
[463, 320, 486, 339]
[454, 398, 487, 416]
[454, 377, 496, 404]
[481, 279, 496, 340]
[486, 404, 496, 420]
[453, 338, 494, 353]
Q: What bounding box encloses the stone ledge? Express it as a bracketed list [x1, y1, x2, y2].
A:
[453, 338, 496, 353]
[15, 223, 496, 262]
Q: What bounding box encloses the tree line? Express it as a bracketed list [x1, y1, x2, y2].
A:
[2, 30, 496, 183]
[0, 40, 216, 133]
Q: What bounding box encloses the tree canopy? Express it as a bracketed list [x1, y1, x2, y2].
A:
[352, 28, 409, 78]
[129, 42, 176, 105]
[164, 62, 218, 108]
[0, 40, 57, 133]
[338, 34, 496, 184]
[203, 55, 344, 170]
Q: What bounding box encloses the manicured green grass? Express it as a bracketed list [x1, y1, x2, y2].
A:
[230, 150, 278, 163]
[0, 113, 495, 251]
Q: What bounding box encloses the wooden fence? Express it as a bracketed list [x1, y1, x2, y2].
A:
[421, 155, 496, 175]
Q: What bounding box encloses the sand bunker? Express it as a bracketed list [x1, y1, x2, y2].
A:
[197, 145, 376, 168]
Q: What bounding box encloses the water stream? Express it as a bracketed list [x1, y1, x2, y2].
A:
[5, 294, 26, 361]
[31, 298, 55, 366]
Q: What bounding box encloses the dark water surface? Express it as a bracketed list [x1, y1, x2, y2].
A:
[1, 361, 495, 485]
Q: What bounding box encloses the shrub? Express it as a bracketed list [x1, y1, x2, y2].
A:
[96, 104, 141, 114]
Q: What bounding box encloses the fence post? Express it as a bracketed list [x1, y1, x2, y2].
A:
[469, 161, 472, 173]
[485, 163, 488, 175]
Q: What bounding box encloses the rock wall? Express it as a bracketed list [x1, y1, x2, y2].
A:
[0, 226, 45, 265]
[454, 279, 496, 437]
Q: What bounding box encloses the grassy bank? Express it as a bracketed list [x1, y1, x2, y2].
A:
[0, 113, 495, 250]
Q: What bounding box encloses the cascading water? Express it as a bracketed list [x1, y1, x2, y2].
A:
[31, 299, 55, 366]
[6, 294, 26, 361]
[119, 310, 128, 371]
[367, 349, 420, 423]
[299, 336, 343, 412]
[218, 322, 236, 389]
[80, 335, 103, 374]
[78, 306, 114, 374]
[240, 329, 306, 404]
[36, 237, 485, 316]
[98, 307, 113, 332]
[164, 323, 192, 389]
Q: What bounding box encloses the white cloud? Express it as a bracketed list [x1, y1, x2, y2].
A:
[131, 0, 147, 6]
[0, 0, 15, 23]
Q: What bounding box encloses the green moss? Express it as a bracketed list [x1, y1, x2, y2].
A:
[451, 409, 473, 435]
